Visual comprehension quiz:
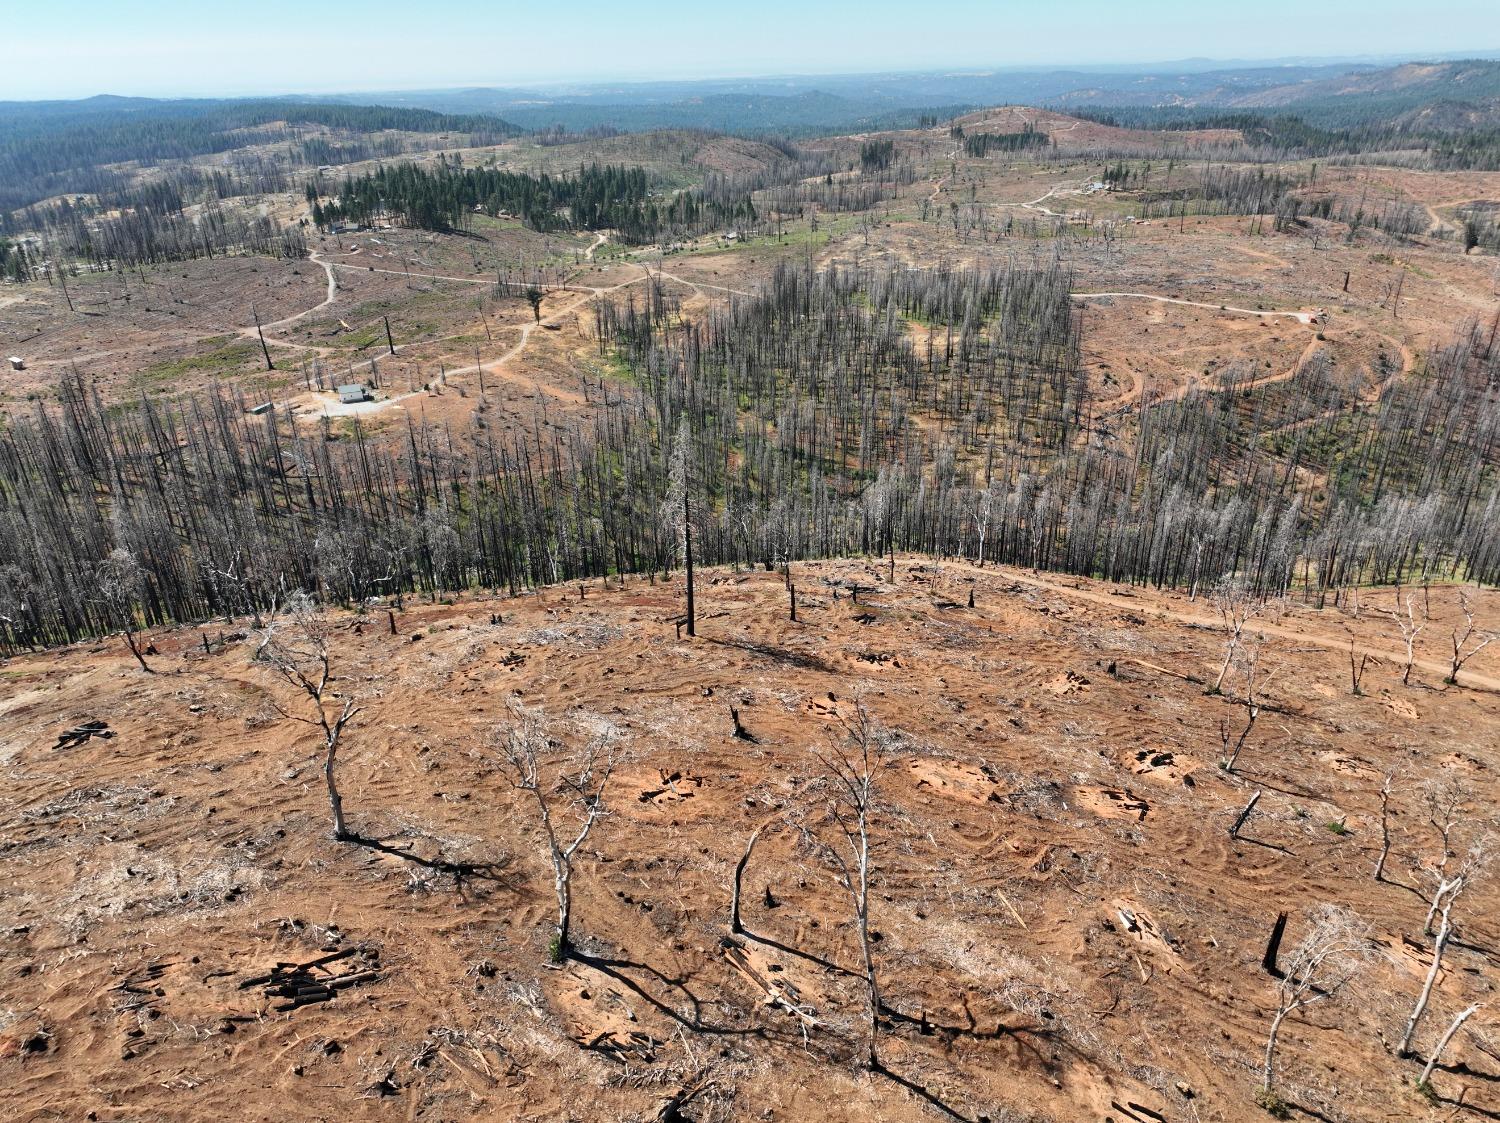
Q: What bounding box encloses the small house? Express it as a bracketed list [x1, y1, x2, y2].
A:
[7, 356, 23, 371]
[247, 401, 274, 416]
[338, 384, 371, 404]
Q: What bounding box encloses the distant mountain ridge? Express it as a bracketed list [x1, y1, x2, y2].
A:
[282, 57, 1500, 136]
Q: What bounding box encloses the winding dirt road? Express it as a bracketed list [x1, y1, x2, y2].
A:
[1072, 291, 1322, 324]
[992, 566, 1500, 694]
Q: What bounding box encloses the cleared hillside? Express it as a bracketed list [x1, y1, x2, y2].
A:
[2, 559, 1498, 1122]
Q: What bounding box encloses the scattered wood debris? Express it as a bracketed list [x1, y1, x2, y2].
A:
[238, 946, 381, 1012]
[54, 720, 113, 750]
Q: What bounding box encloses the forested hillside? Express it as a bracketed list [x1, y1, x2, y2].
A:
[0, 97, 522, 212]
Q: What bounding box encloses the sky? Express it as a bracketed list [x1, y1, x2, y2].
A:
[4, 0, 1500, 100]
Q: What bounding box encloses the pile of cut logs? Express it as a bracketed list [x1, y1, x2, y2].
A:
[238, 947, 380, 1012]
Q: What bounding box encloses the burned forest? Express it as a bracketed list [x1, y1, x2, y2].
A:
[4, 39, 1500, 1123]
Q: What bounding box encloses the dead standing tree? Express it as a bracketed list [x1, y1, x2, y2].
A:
[494, 698, 617, 963]
[1218, 637, 1277, 774]
[1446, 590, 1493, 686]
[1422, 777, 1468, 896]
[1374, 771, 1398, 882]
[661, 419, 697, 637]
[255, 592, 359, 841]
[1259, 906, 1370, 1115]
[1396, 781, 1490, 1060]
[808, 699, 891, 1071]
[1387, 586, 1425, 686]
[1210, 577, 1265, 695]
[1398, 865, 1473, 1059]
[96, 547, 154, 673]
[1417, 1002, 1484, 1094]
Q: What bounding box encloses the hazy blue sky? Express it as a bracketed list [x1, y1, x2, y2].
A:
[5, 0, 1500, 100]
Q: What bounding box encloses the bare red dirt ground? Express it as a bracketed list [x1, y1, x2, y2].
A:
[2, 559, 1497, 1122]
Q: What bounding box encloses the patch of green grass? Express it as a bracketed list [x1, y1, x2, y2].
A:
[135, 339, 262, 387]
[469, 213, 526, 233]
[591, 352, 639, 386]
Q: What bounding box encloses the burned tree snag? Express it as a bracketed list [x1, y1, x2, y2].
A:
[730, 826, 763, 934]
[1231, 791, 1262, 840]
[252, 304, 274, 371]
[1263, 912, 1288, 977]
[729, 706, 757, 743]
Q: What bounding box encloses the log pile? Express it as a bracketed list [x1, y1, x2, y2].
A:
[238, 946, 381, 1012]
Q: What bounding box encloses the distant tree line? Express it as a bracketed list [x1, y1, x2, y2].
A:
[1094, 160, 1434, 240]
[4, 196, 305, 275]
[1071, 106, 1500, 171]
[0, 98, 524, 212]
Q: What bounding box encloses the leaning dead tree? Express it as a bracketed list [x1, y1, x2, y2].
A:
[1446, 591, 1493, 686]
[1398, 868, 1471, 1058]
[255, 592, 359, 841]
[1417, 1002, 1484, 1092]
[809, 699, 891, 1071]
[1218, 638, 1276, 773]
[494, 698, 618, 963]
[1259, 906, 1369, 1113]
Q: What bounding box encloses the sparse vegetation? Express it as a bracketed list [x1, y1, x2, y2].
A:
[4, 49, 1500, 1123]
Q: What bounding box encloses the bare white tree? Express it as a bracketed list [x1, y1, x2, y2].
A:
[809, 699, 891, 1070]
[1421, 776, 1469, 890]
[1418, 1002, 1483, 1091]
[1387, 587, 1425, 687]
[1446, 591, 1493, 686]
[493, 698, 618, 963]
[1210, 577, 1264, 695]
[1218, 639, 1277, 773]
[1399, 870, 1471, 1058]
[1259, 906, 1370, 1112]
[659, 419, 696, 636]
[255, 592, 359, 840]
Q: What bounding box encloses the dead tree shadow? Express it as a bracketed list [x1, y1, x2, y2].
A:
[343, 831, 513, 893]
[733, 924, 862, 980]
[573, 951, 778, 1040]
[1433, 1059, 1500, 1084]
[1233, 834, 1295, 856]
[1233, 771, 1325, 804]
[704, 637, 839, 675]
[872, 1060, 971, 1121]
[1429, 1091, 1500, 1121]
[880, 1000, 1055, 1067]
[1276, 1095, 1345, 1123]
